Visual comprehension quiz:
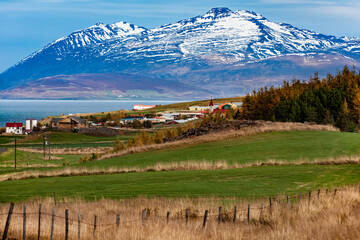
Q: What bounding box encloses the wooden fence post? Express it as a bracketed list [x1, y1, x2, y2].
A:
[259, 204, 263, 221]
[38, 204, 42, 240]
[269, 198, 272, 216]
[308, 191, 311, 204]
[53, 192, 56, 206]
[166, 212, 170, 224]
[203, 210, 208, 228]
[185, 209, 189, 225]
[50, 207, 55, 240]
[287, 195, 289, 205]
[326, 189, 328, 195]
[142, 210, 146, 225]
[298, 192, 301, 202]
[65, 209, 69, 240]
[218, 207, 222, 224]
[247, 204, 250, 223]
[334, 189, 337, 199]
[317, 189, 320, 199]
[2, 202, 14, 240]
[78, 214, 81, 240]
[23, 204, 26, 240]
[233, 206, 237, 223]
[116, 214, 120, 229]
[93, 215, 97, 238]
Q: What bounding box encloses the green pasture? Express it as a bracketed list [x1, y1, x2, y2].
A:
[20, 131, 133, 144]
[80, 131, 360, 169]
[0, 149, 81, 168]
[0, 164, 358, 202]
[0, 131, 134, 149]
[0, 136, 25, 144]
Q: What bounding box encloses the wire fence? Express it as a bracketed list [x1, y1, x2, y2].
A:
[1, 186, 359, 240]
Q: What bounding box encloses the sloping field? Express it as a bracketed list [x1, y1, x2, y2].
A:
[0, 164, 359, 202]
[80, 131, 360, 169]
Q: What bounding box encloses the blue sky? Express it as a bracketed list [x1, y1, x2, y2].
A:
[1, 0, 359, 73]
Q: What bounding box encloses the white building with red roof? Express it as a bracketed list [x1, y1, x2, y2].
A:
[6, 123, 23, 135]
[133, 104, 156, 111]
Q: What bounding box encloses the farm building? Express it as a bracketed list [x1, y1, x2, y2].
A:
[188, 106, 211, 111]
[120, 116, 145, 124]
[50, 116, 87, 130]
[6, 123, 23, 135]
[133, 104, 156, 110]
[25, 119, 38, 133]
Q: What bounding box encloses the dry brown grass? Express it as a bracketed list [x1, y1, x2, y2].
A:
[1, 154, 359, 182]
[19, 147, 111, 155]
[101, 121, 339, 160]
[0, 186, 359, 239]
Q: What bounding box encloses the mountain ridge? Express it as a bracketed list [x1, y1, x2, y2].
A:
[1, 7, 360, 99]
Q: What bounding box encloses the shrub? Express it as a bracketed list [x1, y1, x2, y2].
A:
[113, 137, 126, 152]
[143, 120, 153, 129]
[78, 153, 100, 164]
[154, 130, 165, 144]
[132, 119, 143, 129]
[165, 128, 178, 138]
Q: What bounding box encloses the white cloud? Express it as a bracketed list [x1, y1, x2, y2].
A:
[311, 5, 360, 20]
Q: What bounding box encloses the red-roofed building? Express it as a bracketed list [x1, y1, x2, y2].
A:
[133, 104, 156, 110]
[6, 123, 23, 135]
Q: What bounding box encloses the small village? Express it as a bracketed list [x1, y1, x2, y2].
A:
[2, 100, 243, 135]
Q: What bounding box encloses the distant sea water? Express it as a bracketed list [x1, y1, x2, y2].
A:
[0, 100, 179, 127]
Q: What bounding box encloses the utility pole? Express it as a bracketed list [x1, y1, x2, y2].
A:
[43, 136, 46, 159]
[48, 138, 51, 161]
[14, 138, 17, 170]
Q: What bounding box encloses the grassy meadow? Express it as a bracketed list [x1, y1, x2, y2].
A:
[1, 121, 360, 239]
[0, 164, 359, 202]
[79, 130, 360, 169]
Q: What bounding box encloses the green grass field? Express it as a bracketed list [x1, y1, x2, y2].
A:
[20, 131, 133, 144]
[0, 131, 134, 149]
[1, 130, 360, 203]
[0, 164, 358, 202]
[0, 136, 25, 144]
[79, 131, 360, 169]
[0, 149, 81, 168]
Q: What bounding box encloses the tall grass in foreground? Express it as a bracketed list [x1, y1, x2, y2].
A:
[0, 186, 359, 239]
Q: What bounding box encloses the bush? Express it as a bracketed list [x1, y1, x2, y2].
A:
[176, 126, 185, 135]
[78, 153, 100, 163]
[113, 137, 126, 152]
[132, 119, 143, 129]
[165, 128, 178, 138]
[126, 139, 135, 148]
[143, 120, 153, 129]
[154, 130, 165, 144]
[134, 131, 154, 146]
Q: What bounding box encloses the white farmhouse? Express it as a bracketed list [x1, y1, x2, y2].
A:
[133, 104, 156, 110]
[6, 123, 23, 135]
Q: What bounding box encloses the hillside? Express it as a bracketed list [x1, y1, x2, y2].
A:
[1, 7, 360, 99]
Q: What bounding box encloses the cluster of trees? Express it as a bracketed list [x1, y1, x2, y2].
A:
[241, 66, 360, 131]
[87, 111, 126, 126]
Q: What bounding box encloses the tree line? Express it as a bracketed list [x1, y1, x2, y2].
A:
[241, 66, 360, 131]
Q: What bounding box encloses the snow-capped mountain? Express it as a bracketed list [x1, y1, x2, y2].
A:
[1, 7, 360, 99]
